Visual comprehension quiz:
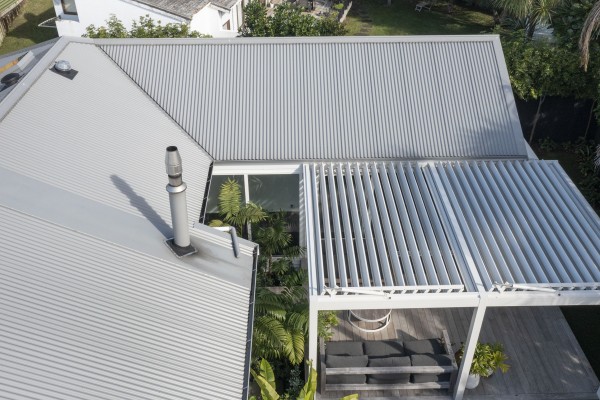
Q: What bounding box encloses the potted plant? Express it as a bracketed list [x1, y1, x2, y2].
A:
[455, 342, 509, 389]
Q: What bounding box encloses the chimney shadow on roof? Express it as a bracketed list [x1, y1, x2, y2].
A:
[110, 174, 171, 238]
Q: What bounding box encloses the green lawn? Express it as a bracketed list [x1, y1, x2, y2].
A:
[0, 0, 57, 55]
[344, 0, 494, 36]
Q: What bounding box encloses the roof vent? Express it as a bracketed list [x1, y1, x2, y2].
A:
[165, 146, 197, 257]
[51, 59, 78, 80]
[54, 60, 71, 72]
[1, 72, 20, 87]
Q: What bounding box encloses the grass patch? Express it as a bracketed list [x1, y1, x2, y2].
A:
[344, 0, 494, 36]
[0, 0, 57, 55]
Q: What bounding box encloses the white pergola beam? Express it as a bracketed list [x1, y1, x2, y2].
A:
[308, 297, 319, 369]
[312, 293, 480, 310]
[484, 291, 600, 307]
[453, 304, 487, 400]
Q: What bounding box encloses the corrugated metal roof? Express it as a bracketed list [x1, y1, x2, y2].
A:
[98, 36, 527, 161]
[0, 41, 256, 399]
[0, 42, 213, 229]
[0, 205, 255, 400]
[305, 160, 600, 297]
[133, 0, 209, 19]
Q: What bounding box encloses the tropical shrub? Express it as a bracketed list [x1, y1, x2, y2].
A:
[250, 358, 358, 400]
[240, 1, 346, 37]
[84, 15, 210, 38]
[456, 342, 510, 377]
[209, 178, 267, 236]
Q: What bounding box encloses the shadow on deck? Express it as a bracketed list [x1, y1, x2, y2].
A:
[319, 307, 599, 400]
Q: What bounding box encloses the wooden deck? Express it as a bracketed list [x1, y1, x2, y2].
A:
[319, 307, 599, 400]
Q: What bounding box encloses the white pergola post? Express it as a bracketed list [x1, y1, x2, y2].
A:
[453, 304, 487, 400]
[308, 299, 319, 370]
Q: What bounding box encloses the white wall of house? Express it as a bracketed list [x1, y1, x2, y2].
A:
[189, 1, 243, 38]
[53, 0, 245, 38]
[53, 0, 184, 36]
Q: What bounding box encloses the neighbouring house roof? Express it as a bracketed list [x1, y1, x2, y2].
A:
[305, 160, 600, 308]
[0, 38, 256, 399]
[97, 36, 528, 161]
[133, 0, 216, 19]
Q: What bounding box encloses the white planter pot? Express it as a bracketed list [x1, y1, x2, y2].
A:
[465, 373, 480, 389]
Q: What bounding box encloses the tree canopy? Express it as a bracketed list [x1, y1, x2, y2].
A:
[240, 2, 346, 37]
[84, 15, 210, 38]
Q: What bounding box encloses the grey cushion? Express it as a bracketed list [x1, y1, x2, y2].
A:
[325, 341, 364, 356]
[404, 338, 444, 355]
[366, 356, 411, 384]
[326, 355, 368, 384]
[363, 340, 404, 358]
[410, 354, 454, 383]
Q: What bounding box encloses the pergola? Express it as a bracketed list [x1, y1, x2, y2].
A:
[303, 160, 600, 400]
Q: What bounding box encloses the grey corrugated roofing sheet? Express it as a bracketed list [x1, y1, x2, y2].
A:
[306, 160, 600, 297]
[0, 205, 256, 400]
[0, 41, 213, 228]
[0, 39, 256, 399]
[133, 0, 210, 18]
[98, 36, 527, 161]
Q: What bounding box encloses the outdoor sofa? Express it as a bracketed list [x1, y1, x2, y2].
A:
[319, 330, 458, 392]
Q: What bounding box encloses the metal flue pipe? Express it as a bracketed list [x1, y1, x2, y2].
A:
[165, 146, 191, 248]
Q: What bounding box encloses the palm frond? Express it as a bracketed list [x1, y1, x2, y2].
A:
[580, 1, 600, 71]
[228, 202, 267, 227]
[218, 178, 242, 220]
[208, 219, 229, 227]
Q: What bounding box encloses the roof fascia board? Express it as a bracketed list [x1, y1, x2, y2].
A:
[212, 162, 302, 175]
[491, 36, 528, 156]
[91, 34, 503, 46]
[0, 36, 80, 122]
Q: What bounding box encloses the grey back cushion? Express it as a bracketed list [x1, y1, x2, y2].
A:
[325, 341, 364, 356]
[366, 356, 411, 384]
[410, 354, 454, 383]
[364, 340, 404, 358]
[326, 355, 368, 384]
[404, 338, 444, 355]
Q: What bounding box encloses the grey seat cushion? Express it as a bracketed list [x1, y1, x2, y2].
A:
[366, 356, 411, 384]
[326, 355, 368, 384]
[410, 354, 454, 383]
[404, 338, 444, 355]
[325, 341, 364, 356]
[364, 340, 404, 358]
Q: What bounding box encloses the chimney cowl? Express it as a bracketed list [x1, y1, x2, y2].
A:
[165, 146, 183, 186]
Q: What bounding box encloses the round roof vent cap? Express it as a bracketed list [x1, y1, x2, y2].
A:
[1, 72, 20, 87]
[54, 60, 72, 72]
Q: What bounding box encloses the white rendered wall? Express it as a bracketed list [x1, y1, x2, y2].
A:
[53, 0, 184, 37]
[189, 3, 241, 38]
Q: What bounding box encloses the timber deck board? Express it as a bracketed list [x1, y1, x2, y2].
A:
[317, 307, 599, 400]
